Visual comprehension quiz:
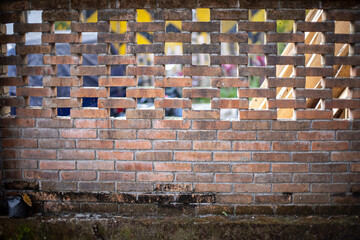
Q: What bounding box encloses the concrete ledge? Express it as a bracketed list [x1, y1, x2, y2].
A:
[0, 215, 359, 239]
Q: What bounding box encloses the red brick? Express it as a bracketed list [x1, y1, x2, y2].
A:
[70, 44, 107, 54]
[254, 173, 292, 183]
[24, 171, 58, 180]
[42, 10, 79, 21]
[211, 9, 248, 20]
[126, 88, 164, 98]
[293, 174, 331, 183]
[155, 183, 192, 192]
[59, 150, 95, 160]
[115, 140, 151, 149]
[239, 110, 277, 120]
[98, 9, 135, 21]
[331, 152, 360, 162]
[113, 119, 151, 129]
[79, 183, 115, 192]
[273, 164, 308, 173]
[216, 195, 253, 204]
[176, 173, 213, 182]
[99, 77, 137, 87]
[195, 183, 231, 193]
[218, 131, 256, 140]
[211, 77, 249, 88]
[337, 131, 360, 141]
[137, 173, 174, 182]
[233, 141, 271, 151]
[255, 195, 291, 204]
[60, 129, 96, 138]
[43, 55, 79, 64]
[98, 98, 136, 109]
[154, 77, 192, 88]
[215, 173, 253, 183]
[258, 131, 296, 141]
[351, 163, 360, 172]
[293, 194, 330, 204]
[17, 109, 53, 118]
[178, 130, 216, 140]
[97, 151, 133, 160]
[312, 121, 350, 130]
[61, 171, 96, 181]
[211, 99, 249, 109]
[78, 161, 114, 170]
[3, 170, 21, 180]
[78, 140, 113, 149]
[267, 9, 305, 20]
[152, 120, 191, 129]
[194, 163, 230, 173]
[272, 141, 310, 151]
[22, 149, 56, 159]
[234, 184, 271, 193]
[183, 66, 221, 76]
[154, 163, 191, 172]
[40, 161, 75, 170]
[233, 121, 271, 130]
[311, 164, 347, 173]
[233, 164, 270, 173]
[3, 160, 37, 169]
[126, 109, 163, 119]
[332, 174, 360, 183]
[297, 131, 335, 140]
[117, 162, 152, 171]
[41, 182, 77, 191]
[154, 33, 191, 43]
[312, 184, 349, 193]
[252, 153, 291, 162]
[273, 184, 309, 193]
[37, 119, 72, 128]
[99, 172, 135, 181]
[183, 110, 220, 119]
[117, 183, 153, 192]
[174, 152, 212, 161]
[213, 152, 251, 161]
[38, 139, 75, 149]
[127, 45, 164, 54]
[312, 141, 349, 151]
[182, 22, 220, 32]
[137, 130, 176, 140]
[193, 141, 231, 151]
[99, 130, 136, 139]
[154, 141, 192, 150]
[154, 98, 191, 109]
[272, 121, 310, 130]
[136, 151, 173, 161]
[2, 139, 37, 148]
[293, 153, 329, 162]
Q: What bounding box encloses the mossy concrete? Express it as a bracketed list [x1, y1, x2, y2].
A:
[0, 215, 359, 240]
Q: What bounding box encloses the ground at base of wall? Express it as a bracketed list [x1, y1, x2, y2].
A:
[0, 215, 359, 240]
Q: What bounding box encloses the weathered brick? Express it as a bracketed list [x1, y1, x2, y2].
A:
[233, 164, 270, 173]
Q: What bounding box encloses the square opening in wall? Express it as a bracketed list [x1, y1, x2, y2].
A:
[166, 21, 181, 33]
[82, 32, 98, 43]
[165, 42, 183, 55]
[248, 32, 265, 44]
[82, 97, 98, 107]
[110, 108, 126, 117]
[192, 54, 210, 66]
[221, 65, 237, 77]
[191, 32, 210, 44]
[221, 43, 238, 56]
[58, 108, 70, 116]
[111, 65, 126, 77]
[276, 20, 294, 33]
[30, 96, 42, 106]
[220, 109, 239, 120]
[166, 64, 183, 77]
[55, 21, 71, 32]
[220, 87, 238, 98]
[25, 32, 42, 45]
[56, 43, 71, 55]
[276, 65, 295, 77]
[165, 108, 182, 118]
[249, 9, 266, 22]
[193, 8, 210, 22]
[83, 76, 98, 87]
[57, 64, 70, 76]
[277, 42, 294, 55]
[57, 87, 70, 97]
[248, 54, 266, 67]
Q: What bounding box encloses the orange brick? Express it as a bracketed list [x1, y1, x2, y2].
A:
[115, 140, 152, 150]
[233, 164, 270, 173]
[233, 141, 270, 151]
[154, 163, 192, 172]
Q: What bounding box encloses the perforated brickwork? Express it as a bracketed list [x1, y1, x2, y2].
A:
[0, 0, 360, 215]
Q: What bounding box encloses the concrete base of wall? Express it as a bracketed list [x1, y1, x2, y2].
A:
[1, 215, 359, 239]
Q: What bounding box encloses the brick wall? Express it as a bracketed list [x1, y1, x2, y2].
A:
[0, 0, 359, 216]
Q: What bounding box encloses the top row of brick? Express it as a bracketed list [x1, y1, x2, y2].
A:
[1, 0, 360, 11]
